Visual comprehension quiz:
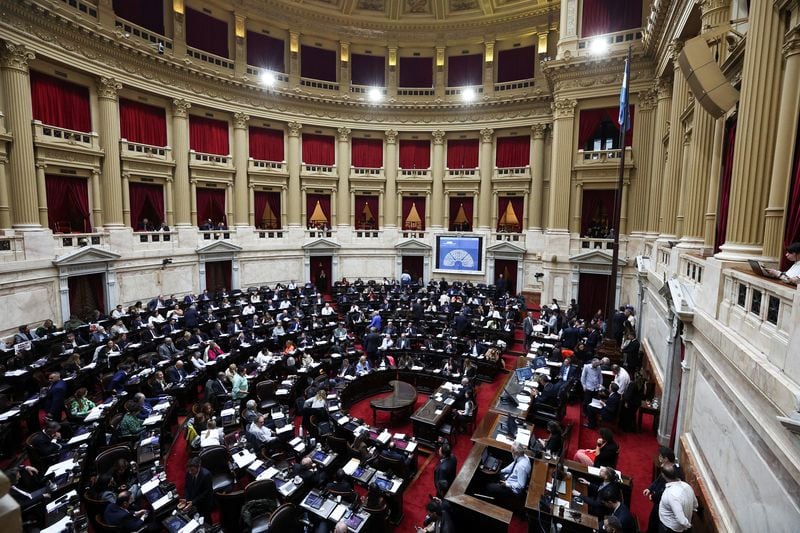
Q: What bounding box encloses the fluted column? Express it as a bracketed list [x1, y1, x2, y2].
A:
[337, 127, 351, 227]
[570, 182, 583, 233]
[548, 98, 577, 231]
[288, 32, 300, 86]
[97, 77, 124, 227]
[121, 173, 131, 227]
[170, 99, 192, 226]
[0, 156, 10, 229]
[35, 162, 48, 229]
[675, 130, 692, 239]
[703, 119, 726, 250]
[164, 177, 174, 227]
[718, 0, 783, 258]
[431, 130, 446, 228]
[0, 41, 39, 228]
[478, 128, 494, 229]
[172, 3, 186, 57]
[384, 130, 398, 228]
[528, 123, 547, 230]
[620, 182, 629, 236]
[658, 41, 689, 238]
[189, 179, 197, 223]
[647, 81, 671, 236]
[763, 29, 800, 259]
[232, 112, 250, 227]
[629, 90, 657, 235]
[91, 168, 103, 228]
[226, 182, 234, 225]
[286, 121, 302, 226]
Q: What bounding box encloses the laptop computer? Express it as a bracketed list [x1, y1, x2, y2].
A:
[480, 448, 501, 471]
[374, 477, 392, 491]
[748, 259, 769, 277]
[164, 515, 189, 533]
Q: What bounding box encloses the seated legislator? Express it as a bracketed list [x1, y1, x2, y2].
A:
[166, 360, 189, 383]
[103, 491, 153, 531]
[118, 401, 144, 438]
[69, 387, 95, 418]
[180, 457, 213, 519]
[586, 383, 622, 429]
[485, 441, 532, 505]
[30, 421, 65, 464]
[574, 428, 620, 468]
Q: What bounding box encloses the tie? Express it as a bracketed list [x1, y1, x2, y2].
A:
[505, 459, 518, 481]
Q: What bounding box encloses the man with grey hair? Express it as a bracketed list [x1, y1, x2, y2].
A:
[243, 399, 259, 424]
[485, 441, 531, 504]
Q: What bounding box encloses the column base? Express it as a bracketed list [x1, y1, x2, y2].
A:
[11, 224, 44, 230]
[675, 237, 705, 250]
[715, 242, 766, 262]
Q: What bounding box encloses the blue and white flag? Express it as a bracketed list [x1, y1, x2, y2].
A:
[618, 49, 631, 133]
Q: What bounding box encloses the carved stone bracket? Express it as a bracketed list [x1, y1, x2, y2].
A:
[480, 128, 494, 143]
[638, 89, 658, 111]
[432, 130, 445, 145]
[551, 98, 577, 119]
[531, 123, 548, 139]
[337, 127, 351, 142]
[287, 121, 302, 137]
[385, 129, 398, 144]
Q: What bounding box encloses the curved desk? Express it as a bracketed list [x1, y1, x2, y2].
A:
[369, 380, 417, 425]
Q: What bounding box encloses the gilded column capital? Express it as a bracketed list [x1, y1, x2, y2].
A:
[479, 128, 494, 143]
[97, 77, 122, 99]
[287, 121, 302, 137]
[531, 123, 548, 140]
[337, 127, 351, 142]
[669, 39, 685, 63]
[171, 99, 192, 118]
[385, 130, 398, 144]
[551, 98, 577, 119]
[0, 41, 35, 71]
[233, 112, 250, 129]
[432, 130, 445, 145]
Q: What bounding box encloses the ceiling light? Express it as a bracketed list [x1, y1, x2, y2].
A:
[260, 71, 276, 86]
[590, 38, 610, 55]
[462, 88, 476, 102]
[367, 88, 383, 102]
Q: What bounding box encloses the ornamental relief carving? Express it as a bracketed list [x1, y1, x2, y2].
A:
[0, 41, 35, 70]
[98, 77, 122, 99]
[551, 98, 577, 119]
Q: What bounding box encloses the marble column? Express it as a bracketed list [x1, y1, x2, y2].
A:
[0, 157, 10, 229]
[658, 41, 689, 239]
[674, 130, 692, 239]
[288, 32, 300, 86]
[164, 177, 174, 227]
[384, 130, 398, 228]
[629, 90, 657, 235]
[763, 29, 800, 259]
[434, 46, 445, 99]
[286, 121, 302, 226]
[172, 5, 186, 57]
[337, 127, 351, 227]
[647, 81, 671, 237]
[703, 119, 726, 250]
[431, 130, 446, 228]
[570, 182, 583, 234]
[96, 77, 124, 227]
[35, 162, 48, 229]
[620, 182, 629, 236]
[483, 40, 495, 97]
[528, 123, 547, 230]
[232, 112, 250, 227]
[91, 168, 103, 228]
[478, 128, 494, 229]
[121, 173, 131, 227]
[548, 98, 577, 231]
[189, 179, 197, 223]
[0, 41, 39, 228]
[718, 0, 783, 259]
[171, 99, 192, 226]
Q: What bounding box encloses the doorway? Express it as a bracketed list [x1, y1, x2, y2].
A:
[493, 259, 518, 295]
[577, 272, 611, 321]
[402, 255, 424, 283]
[205, 260, 232, 293]
[310, 256, 332, 291]
[68, 273, 106, 319]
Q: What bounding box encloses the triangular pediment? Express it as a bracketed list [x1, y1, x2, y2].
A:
[394, 239, 432, 251]
[486, 242, 526, 255]
[196, 241, 243, 254]
[569, 249, 627, 266]
[302, 238, 341, 250]
[53, 246, 121, 266]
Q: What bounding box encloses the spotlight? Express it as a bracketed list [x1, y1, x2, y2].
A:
[589, 38, 610, 55]
[367, 87, 383, 102]
[260, 70, 276, 87]
[461, 87, 476, 102]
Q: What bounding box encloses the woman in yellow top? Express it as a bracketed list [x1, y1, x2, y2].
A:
[70, 387, 95, 417]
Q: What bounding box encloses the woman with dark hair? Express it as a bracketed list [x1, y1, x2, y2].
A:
[69, 387, 95, 417]
[573, 427, 619, 468]
[535, 421, 563, 456]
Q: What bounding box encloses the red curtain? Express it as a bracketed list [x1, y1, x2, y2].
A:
[351, 138, 383, 168]
[581, 0, 643, 37]
[189, 116, 229, 155]
[185, 7, 229, 58]
[246, 31, 285, 72]
[69, 273, 106, 316]
[196, 188, 226, 226]
[447, 139, 479, 169]
[310, 256, 332, 286]
[30, 71, 92, 133]
[306, 193, 331, 228]
[578, 107, 635, 148]
[494, 259, 518, 295]
[351, 54, 385, 86]
[129, 182, 164, 229]
[497, 196, 524, 232]
[448, 54, 483, 87]
[449, 196, 474, 231]
[496, 136, 530, 167]
[399, 57, 433, 88]
[782, 118, 800, 269]
[302, 134, 335, 165]
[581, 189, 616, 236]
[355, 195, 379, 229]
[254, 191, 281, 229]
[399, 140, 431, 169]
[249, 127, 284, 161]
[497, 46, 536, 83]
[119, 99, 167, 146]
[402, 197, 425, 230]
[205, 261, 232, 293]
[301, 45, 337, 82]
[113, 0, 164, 35]
[45, 175, 90, 233]
[715, 118, 737, 254]
[578, 273, 611, 321]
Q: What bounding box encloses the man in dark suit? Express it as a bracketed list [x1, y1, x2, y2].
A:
[325, 469, 354, 494]
[533, 376, 560, 406]
[363, 327, 382, 366]
[205, 372, 229, 402]
[30, 421, 64, 464]
[396, 333, 411, 350]
[586, 383, 622, 429]
[495, 274, 507, 295]
[553, 357, 578, 395]
[183, 457, 213, 518]
[43, 372, 68, 420]
[433, 442, 457, 494]
[292, 457, 325, 488]
[560, 321, 583, 350]
[600, 485, 636, 533]
[103, 491, 148, 531]
[454, 311, 470, 336]
[147, 295, 165, 312]
[109, 365, 130, 393]
[166, 361, 189, 384]
[578, 466, 620, 518]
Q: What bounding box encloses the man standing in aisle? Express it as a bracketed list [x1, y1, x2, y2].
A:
[658, 464, 697, 532]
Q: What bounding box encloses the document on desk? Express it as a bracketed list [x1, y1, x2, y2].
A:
[41, 516, 71, 533]
[496, 434, 514, 445]
[46, 459, 76, 477]
[143, 414, 163, 426]
[83, 407, 104, 422]
[276, 388, 290, 395]
[68, 432, 92, 445]
[257, 466, 280, 481]
[343, 458, 360, 475]
[178, 518, 200, 533]
[153, 401, 171, 412]
[515, 429, 531, 446]
[377, 431, 391, 444]
[140, 477, 160, 495]
[152, 492, 173, 510]
[589, 398, 605, 409]
[0, 409, 20, 421]
[233, 450, 257, 469]
[330, 503, 348, 522]
[46, 490, 77, 513]
[337, 416, 349, 425]
[545, 480, 567, 495]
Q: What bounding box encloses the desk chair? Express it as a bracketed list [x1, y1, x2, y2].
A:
[199, 445, 236, 492]
[93, 514, 124, 533]
[244, 479, 279, 501]
[361, 501, 389, 533]
[95, 444, 133, 475]
[256, 380, 278, 412]
[216, 489, 245, 532]
[438, 422, 455, 448]
[266, 502, 298, 533]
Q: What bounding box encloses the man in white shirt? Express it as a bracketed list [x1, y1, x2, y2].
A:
[486, 441, 531, 503]
[242, 303, 256, 315]
[658, 464, 697, 532]
[766, 242, 800, 285]
[611, 364, 630, 395]
[321, 302, 335, 316]
[248, 415, 276, 444]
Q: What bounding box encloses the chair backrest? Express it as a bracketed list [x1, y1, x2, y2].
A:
[328, 488, 357, 503]
[94, 514, 123, 533]
[96, 444, 132, 474]
[326, 435, 348, 455]
[256, 380, 275, 400]
[216, 489, 245, 531]
[83, 492, 109, 527]
[244, 479, 279, 501]
[199, 445, 231, 473]
[268, 502, 297, 530]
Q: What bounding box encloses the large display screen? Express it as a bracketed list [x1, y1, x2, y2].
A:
[435, 235, 484, 273]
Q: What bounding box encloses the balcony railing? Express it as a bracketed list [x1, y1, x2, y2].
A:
[577, 29, 643, 55]
[401, 230, 425, 239]
[352, 167, 384, 178]
[399, 169, 431, 178]
[444, 85, 484, 97]
[496, 166, 530, 177]
[245, 67, 289, 83]
[199, 229, 233, 241]
[680, 254, 705, 285]
[350, 85, 386, 96]
[307, 228, 334, 239]
[493, 232, 525, 245]
[190, 151, 232, 166]
[397, 87, 435, 97]
[186, 46, 234, 70]
[302, 163, 336, 175]
[115, 17, 172, 51]
[256, 229, 285, 239]
[134, 231, 175, 244]
[54, 232, 104, 249]
[300, 77, 339, 91]
[121, 140, 171, 160]
[59, 0, 97, 18]
[446, 168, 479, 179]
[354, 229, 380, 238]
[494, 79, 535, 92]
[580, 237, 615, 250]
[33, 121, 100, 150]
[0, 235, 24, 262]
[249, 159, 287, 172]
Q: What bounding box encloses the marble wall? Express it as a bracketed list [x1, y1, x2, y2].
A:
[239, 256, 304, 287]
[0, 281, 60, 334]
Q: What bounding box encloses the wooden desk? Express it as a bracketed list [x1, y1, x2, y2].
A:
[488, 359, 531, 420]
[369, 380, 416, 425]
[409, 385, 457, 448]
[525, 459, 599, 532]
[472, 412, 536, 456]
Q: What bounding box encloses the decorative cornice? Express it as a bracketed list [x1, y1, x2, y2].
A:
[551, 98, 577, 119]
[480, 128, 494, 143]
[97, 77, 122, 99]
[171, 99, 192, 118]
[287, 121, 302, 137]
[233, 112, 250, 129]
[384, 129, 398, 143]
[783, 28, 800, 58]
[337, 127, 351, 142]
[0, 40, 34, 71]
[698, 0, 731, 21]
[432, 130, 445, 145]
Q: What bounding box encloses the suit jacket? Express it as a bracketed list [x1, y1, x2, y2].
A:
[166, 366, 188, 384]
[433, 456, 457, 491]
[556, 364, 577, 382]
[363, 333, 381, 354]
[30, 431, 61, 459]
[601, 392, 622, 421]
[396, 338, 411, 350]
[536, 383, 560, 406]
[44, 380, 68, 417]
[593, 441, 619, 469]
[158, 343, 178, 360]
[610, 502, 637, 533]
[103, 503, 145, 532]
[109, 370, 128, 392]
[184, 467, 213, 512]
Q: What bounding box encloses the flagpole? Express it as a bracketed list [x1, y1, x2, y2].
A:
[605, 46, 632, 341]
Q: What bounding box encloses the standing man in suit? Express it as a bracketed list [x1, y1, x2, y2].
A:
[600, 485, 636, 533]
[43, 372, 68, 421]
[522, 311, 535, 353]
[553, 357, 577, 395]
[433, 442, 457, 494]
[181, 457, 213, 519]
[363, 327, 382, 367]
[586, 383, 622, 429]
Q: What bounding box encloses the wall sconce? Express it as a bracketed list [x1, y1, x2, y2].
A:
[173, 0, 184, 15]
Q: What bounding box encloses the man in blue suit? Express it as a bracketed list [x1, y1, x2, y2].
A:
[43, 372, 68, 420]
[103, 491, 149, 531]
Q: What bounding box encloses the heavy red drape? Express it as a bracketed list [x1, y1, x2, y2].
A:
[189, 116, 229, 155]
[447, 54, 483, 87]
[355, 195, 379, 229]
[497, 196, 524, 232]
[399, 140, 431, 169]
[402, 197, 425, 230]
[351, 54, 385, 86]
[494, 259, 518, 295]
[185, 7, 229, 58]
[205, 261, 232, 293]
[113, 0, 164, 35]
[254, 191, 281, 229]
[578, 107, 635, 148]
[781, 118, 800, 269]
[129, 182, 164, 229]
[496, 136, 530, 167]
[45, 175, 90, 233]
[449, 196, 474, 231]
[306, 193, 331, 227]
[351, 138, 383, 168]
[301, 45, 337, 82]
[196, 188, 226, 226]
[249, 127, 284, 161]
[581, 0, 643, 37]
[69, 273, 106, 316]
[496, 46, 536, 83]
[715, 118, 737, 254]
[119, 98, 167, 146]
[399, 57, 433, 88]
[581, 189, 616, 236]
[246, 31, 285, 72]
[302, 134, 335, 165]
[30, 71, 92, 133]
[447, 139, 479, 169]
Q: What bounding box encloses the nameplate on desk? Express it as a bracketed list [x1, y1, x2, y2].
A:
[276, 388, 290, 395]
